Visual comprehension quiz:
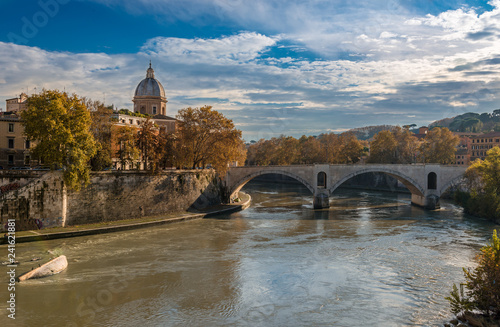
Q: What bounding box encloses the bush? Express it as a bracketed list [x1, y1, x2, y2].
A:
[446, 230, 500, 318]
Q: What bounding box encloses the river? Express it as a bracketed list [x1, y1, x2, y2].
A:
[1, 180, 498, 326]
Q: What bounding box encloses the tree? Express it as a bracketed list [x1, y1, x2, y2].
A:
[298, 135, 322, 164]
[458, 147, 500, 221]
[447, 229, 500, 319]
[87, 99, 113, 170]
[113, 126, 140, 170]
[176, 106, 245, 174]
[337, 132, 364, 164]
[21, 90, 97, 190]
[273, 135, 300, 165]
[368, 130, 398, 163]
[420, 127, 459, 164]
[469, 147, 500, 194]
[136, 118, 162, 172]
[319, 133, 340, 163]
[393, 126, 421, 164]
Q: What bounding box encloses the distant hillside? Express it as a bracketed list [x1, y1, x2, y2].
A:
[347, 125, 396, 140]
[430, 109, 500, 133]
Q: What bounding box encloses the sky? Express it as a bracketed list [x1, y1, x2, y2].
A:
[1, 0, 500, 141]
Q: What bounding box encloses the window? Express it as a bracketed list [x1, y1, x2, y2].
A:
[129, 119, 133, 124]
[25, 140, 30, 149]
[427, 172, 437, 190]
[8, 155, 14, 165]
[317, 172, 327, 188]
[8, 123, 14, 132]
[8, 138, 14, 149]
[496, 139, 499, 143]
[24, 155, 30, 165]
[152, 106, 157, 115]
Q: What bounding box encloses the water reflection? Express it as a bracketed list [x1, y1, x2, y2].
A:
[0, 180, 497, 327]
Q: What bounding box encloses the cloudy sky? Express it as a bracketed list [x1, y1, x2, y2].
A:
[1, 0, 500, 141]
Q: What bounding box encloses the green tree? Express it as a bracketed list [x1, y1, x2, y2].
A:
[458, 147, 500, 221]
[21, 90, 97, 190]
[420, 127, 459, 164]
[447, 229, 500, 318]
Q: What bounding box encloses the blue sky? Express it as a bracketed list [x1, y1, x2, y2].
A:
[1, 0, 500, 141]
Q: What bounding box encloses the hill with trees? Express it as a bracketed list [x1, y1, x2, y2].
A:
[430, 109, 500, 133]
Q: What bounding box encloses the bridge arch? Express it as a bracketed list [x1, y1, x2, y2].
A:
[229, 170, 315, 199]
[328, 167, 425, 197]
[439, 175, 465, 195]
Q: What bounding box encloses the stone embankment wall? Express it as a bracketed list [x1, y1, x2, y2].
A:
[0, 172, 65, 230]
[0, 170, 47, 196]
[0, 170, 223, 231]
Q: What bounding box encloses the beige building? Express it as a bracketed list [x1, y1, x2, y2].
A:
[455, 148, 470, 166]
[469, 131, 500, 162]
[132, 63, 167, 116]
[5, 93, 28, 112]
[0, 114, 32, 168]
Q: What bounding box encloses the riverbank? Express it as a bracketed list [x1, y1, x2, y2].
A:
[0, 193, 251, 245]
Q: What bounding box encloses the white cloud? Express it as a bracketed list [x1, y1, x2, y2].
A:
[3, 2, 500, 139]
[141, 32, 277, 63]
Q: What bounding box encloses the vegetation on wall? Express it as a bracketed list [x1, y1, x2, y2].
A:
[117, 108, 151, 118]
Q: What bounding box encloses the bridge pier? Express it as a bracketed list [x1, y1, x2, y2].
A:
[411, 194, 440, 210]
[313, 191, 330, 209]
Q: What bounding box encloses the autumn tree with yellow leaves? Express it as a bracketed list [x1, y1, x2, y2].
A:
[175, 106, 246, 174]
[21, 90, 97, 190]
[420, 127, 459, 164]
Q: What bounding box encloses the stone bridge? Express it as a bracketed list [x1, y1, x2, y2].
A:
[224, 164, 467, 210]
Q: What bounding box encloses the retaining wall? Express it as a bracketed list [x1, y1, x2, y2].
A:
[0, 170, 223, 231]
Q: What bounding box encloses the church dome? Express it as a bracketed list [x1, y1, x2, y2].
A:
[134, 63, 165, 98]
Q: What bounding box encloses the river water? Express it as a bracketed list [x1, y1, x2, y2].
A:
[1, 180, 498, 327]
